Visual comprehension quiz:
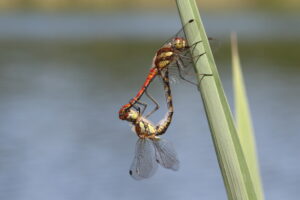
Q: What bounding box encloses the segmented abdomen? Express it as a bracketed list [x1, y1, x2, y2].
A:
[156, 70, 173, 135]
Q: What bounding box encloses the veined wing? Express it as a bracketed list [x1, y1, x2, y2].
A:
[157, 19, 194, 50]
[153, 138, 179, 171]
[129, 138, 158, 180]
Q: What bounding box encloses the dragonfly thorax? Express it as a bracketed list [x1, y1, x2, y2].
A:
[154, 48, 174, 69]
[154, 37, 188, 70]
[134, 118, 155, 137]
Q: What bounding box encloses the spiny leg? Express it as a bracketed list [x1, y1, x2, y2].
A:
[134, 100, 148, 115]
[197, 73, 213, 83]
[132, 104, 142, 115]
[176, 55, 213, 86]
[188, 40, 203, 54]
[188, 51, 214, 78]
[175, 40, 202, 58]
[176, 58, 197, 86]
[193, 52, 206, 64]
[131, 90, 160, 117]
[144, 90, 160, 118]
[178, 52, 205, 62]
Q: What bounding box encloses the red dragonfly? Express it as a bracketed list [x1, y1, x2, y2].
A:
[119, 19, 207, 119]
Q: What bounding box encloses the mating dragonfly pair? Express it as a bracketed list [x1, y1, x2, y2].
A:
[118, 19, 210, 180]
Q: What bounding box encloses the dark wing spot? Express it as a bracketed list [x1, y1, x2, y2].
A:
[129, 170, 133, 175]
[156, 159, 160, 163]
[188, 19, 194, 23]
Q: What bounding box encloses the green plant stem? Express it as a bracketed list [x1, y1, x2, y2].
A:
[176, 0, 259, 199]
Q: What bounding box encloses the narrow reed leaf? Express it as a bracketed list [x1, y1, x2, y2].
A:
[231, 33, 264, 200]
[175, 0, 261, 199]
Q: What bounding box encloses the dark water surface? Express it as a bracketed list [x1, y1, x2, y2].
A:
[0, 13, 299, 200]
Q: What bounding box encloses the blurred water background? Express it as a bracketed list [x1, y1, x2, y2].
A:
[0, 1, 299, 200]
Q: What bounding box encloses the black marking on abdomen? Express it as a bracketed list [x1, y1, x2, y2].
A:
[156, 70, 174, 135]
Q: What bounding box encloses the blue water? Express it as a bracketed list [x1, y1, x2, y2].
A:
[0, 12, 299, 200]
[0, 12, 299, 41]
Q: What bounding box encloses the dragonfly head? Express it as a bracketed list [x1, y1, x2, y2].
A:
[172, 37, 187, 50]
[119, 104, 130, 120]
[119, 105, 139, 122]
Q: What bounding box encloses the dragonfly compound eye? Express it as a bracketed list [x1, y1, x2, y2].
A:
[118, 106, 129, 120]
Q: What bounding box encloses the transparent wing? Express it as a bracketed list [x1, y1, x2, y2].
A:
[129, 138, 158, 180]
[158, 19, 193, 49]
[153, 139, 179, 171]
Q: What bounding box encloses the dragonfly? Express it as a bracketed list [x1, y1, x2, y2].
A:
[119, 19, 214, 179]
[123, 70, 179, 180]
[119, 19, 209, 120]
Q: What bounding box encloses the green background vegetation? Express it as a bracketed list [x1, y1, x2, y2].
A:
[0, 0, 299, 11]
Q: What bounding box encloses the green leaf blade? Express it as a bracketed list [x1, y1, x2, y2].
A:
[176, 1, 263, 199]
[231, 33, 265, 200]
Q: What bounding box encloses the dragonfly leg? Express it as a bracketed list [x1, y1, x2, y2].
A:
[189, 40, 203, 54]
[132, 104, 142, 115]
[134, 100, 148, 115]
[188, 37, 216, 54]
[178, 52, 205, 61]
[176, 58, 197, 86]
[176, 56, 213, 86]
[191, 53, 214, 78]
[177, 41, 204, 61]
[197, 73, 214, 86]
[193, 52, 206, 64]
[144, 90, 160, 118]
